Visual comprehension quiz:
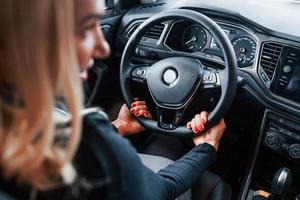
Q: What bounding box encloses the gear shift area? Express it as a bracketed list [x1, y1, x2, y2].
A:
[242, 111, 300, 200]
[251, 167, 292, 200]
[269, 167, 292, 200]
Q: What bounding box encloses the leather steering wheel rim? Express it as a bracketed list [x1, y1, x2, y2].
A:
[120, 9, 237, 138]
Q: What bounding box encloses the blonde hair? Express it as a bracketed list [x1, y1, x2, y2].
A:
[0, 0, 83, 189]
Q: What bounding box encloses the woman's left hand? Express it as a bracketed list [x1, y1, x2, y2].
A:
[112, 98, 151, 136]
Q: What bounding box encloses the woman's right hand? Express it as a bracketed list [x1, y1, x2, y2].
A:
[187, 111, 226, 150]
[129, 99, 152, 119]
[112, 98, 152, 136]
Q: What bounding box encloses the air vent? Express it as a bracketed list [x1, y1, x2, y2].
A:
[144, 23, 165, 40]
[260, 42, 283, 80]
[126, 23, 142, 39]
[126, 23, 165, 40]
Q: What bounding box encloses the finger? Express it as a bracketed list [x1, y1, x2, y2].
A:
[143, 111, 152, 119]
[130, 105, 147, 113]
[191, 118, 199, 133]
[133, 97, 139, 101]
[186, 122, 192, 128]
[134, 110, 143, 117]
[195, 114, 204, 131]
[135, 110, 150, 117]
[130, 107, 135, 113]
[131, 101, 146, 107]
[199, 111, 209, 124]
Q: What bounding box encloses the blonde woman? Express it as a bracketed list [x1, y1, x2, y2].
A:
[0, 0, 226, 199]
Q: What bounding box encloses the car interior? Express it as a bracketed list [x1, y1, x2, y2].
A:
[85, 0, 300, 199]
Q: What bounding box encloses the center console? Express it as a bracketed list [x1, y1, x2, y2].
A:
[241, 109, 300, 200]
[264, 112, 300, 160]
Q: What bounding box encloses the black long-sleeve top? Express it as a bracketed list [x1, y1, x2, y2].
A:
[0, 112, 217, 200]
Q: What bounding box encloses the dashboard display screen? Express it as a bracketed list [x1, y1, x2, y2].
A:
[286, 66, 300, 94]
[283, 63, 300, 103]
[272, 46, 300, 103]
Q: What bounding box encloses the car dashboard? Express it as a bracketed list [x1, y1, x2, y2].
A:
[115, 0, 300, 118]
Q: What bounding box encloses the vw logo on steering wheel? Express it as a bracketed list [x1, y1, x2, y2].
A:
[162, 67, 178, 86]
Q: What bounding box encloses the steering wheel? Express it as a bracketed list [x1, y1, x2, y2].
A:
[120, 9, 237, 138]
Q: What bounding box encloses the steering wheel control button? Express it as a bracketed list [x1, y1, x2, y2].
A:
[202, 72, 217, 84]
[132, 68, 147, 78]
[162, 68, 178, 86]
[203, 74, 210, 81]
[289, 144, 300, 159]
[135, 47, 149, 57]
[137, 69, 146, 76]
[132, 67, 148, 83]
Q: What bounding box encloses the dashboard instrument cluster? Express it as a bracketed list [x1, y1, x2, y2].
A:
[164, 21, 257, 68]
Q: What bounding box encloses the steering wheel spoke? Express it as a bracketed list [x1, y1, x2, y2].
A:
[201, 67, 221, 90]
[157, 106, 184, 130]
